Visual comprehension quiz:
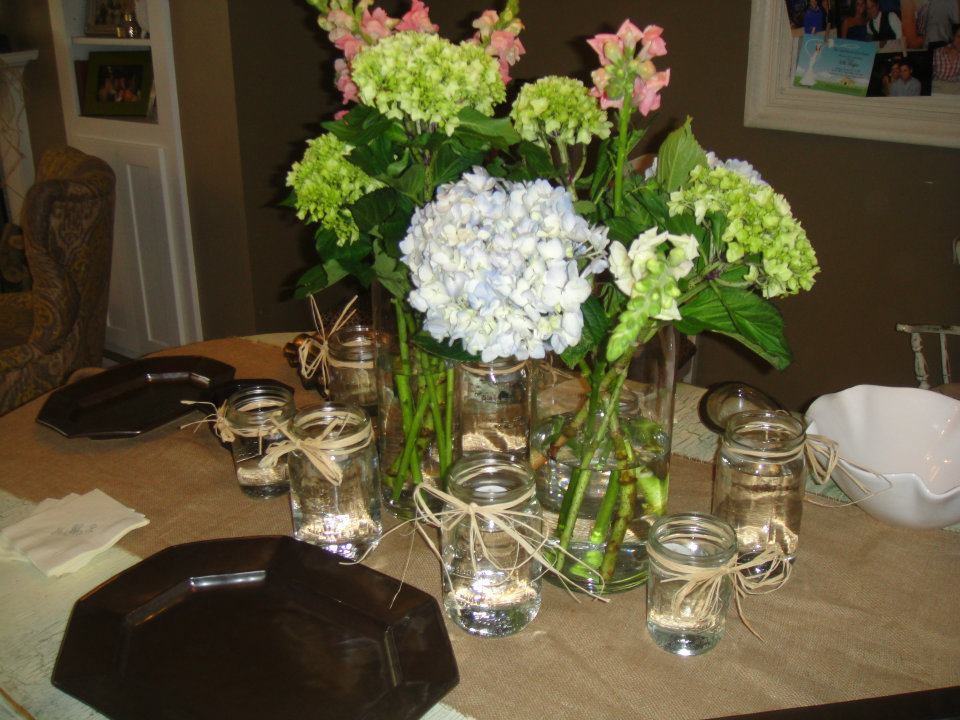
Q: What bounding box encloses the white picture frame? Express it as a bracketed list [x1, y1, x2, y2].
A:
[744, 0, 960, 149]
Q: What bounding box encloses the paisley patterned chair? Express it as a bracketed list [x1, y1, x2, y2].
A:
[0, 147, 115, 415]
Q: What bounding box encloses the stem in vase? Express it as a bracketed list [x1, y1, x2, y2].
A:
[392, 388, 429, 499]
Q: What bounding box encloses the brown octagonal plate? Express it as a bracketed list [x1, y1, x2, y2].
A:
[52, 536, 459, 720]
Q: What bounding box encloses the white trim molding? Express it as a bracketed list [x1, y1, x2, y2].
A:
[745, 0, 960, 149]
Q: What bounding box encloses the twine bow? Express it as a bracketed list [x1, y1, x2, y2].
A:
[179, 400, 284, 445]
[351, 480, 611, 606]
[725, 424, 892, 506]
[299, 295, 371, 387]
[646, 541, 791, 641]
[259, 409, 373, 486]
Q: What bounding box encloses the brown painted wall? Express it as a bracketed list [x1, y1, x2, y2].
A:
[4, 0, 67, 166]
[170, 2, 259, 339]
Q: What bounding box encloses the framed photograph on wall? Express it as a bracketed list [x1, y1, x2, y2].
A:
[81, 51, 153, 118]
[85, 0, 126, 37]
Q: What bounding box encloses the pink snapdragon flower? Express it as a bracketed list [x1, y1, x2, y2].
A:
[325, 9, 357, 42]
[471, 8, 524, 83]
[334, 58, 359, 104]
[360, 7, 397, 41]
[633, 69, 669, 116]
[587, 19, 669, 114]
[334, 32, 365, 61]
[488, 30, 525, 83]
[397, 0, 439, 33]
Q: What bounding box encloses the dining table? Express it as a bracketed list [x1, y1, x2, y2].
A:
[1, 335, 958, 720]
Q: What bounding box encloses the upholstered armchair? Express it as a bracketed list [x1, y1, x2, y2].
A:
[0, 146, 115, 415]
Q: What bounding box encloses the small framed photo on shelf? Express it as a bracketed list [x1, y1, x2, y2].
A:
[85, 0, 127, 36]
[82, 51, 153, 118]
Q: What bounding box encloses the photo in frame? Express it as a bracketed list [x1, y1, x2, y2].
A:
[82, 51, 153, 118]
[85, 0, 127, 37]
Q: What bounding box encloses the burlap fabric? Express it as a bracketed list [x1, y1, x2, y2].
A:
[2, 337, 958, 720]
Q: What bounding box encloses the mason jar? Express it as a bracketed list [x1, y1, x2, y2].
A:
[456, 359, 530, 457]
[327, 325, 377, 417]
[225, 384, 295, 498]
[646, 512, 738, 656]
[286, 403, 381, 560]
[711, 410, 806, 563]
[441, 453, 542, 637]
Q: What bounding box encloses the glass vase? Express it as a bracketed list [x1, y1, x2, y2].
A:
[373, 284, 459, 518]
[455, 359, 530, 458]
[224, 383, 296, 498]
[530, 325, 677, 594]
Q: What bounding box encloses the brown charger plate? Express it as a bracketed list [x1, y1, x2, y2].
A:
[52, 536, 459, 720]
[36, 356, 236, 439]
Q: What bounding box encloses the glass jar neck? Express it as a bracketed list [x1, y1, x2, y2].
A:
[722, 410, 805, 454]
[448, 454, 533, 506]
[225, 385, 295, 428]
[329, 326, 375, 363]
[290, 403, 371, 452]
[648, 513, 737, 569]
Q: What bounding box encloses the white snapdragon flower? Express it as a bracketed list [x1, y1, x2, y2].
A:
[401, 168, 609, 362]
[609, 227, 699, 321]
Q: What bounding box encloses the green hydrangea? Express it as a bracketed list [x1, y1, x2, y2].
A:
[510, 76, 611, 146]
[286, 133, 383, 245]
[668, 165, 819, 298]
[350, 32, 505, 135]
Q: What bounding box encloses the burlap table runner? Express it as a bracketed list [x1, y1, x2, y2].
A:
[2, 337, 958, 720]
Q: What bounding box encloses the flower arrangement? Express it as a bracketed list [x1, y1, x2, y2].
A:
[287, 1, 819, 587]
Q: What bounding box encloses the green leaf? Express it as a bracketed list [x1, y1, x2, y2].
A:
[373, 244, 410, 299]
[431, 142, 482, 188]
[349, 188, 398, 232]
[589, 138, 614, 202]
[323, 105, 403, 148]
[348, 135, 395, 178]
[412, 333, 480, 362]
[279, 191, 297, 209]
[455, 108, 521, 149]
[573, 200, 597, 216]
[393, 163, 427, 203]
[675, 285, 792, 369]
[515, 141, 557, 180]
[656, 118, 707, 192]
[560, 295, 609, 368]
[604, 216, 644, 243]
[314, 227, 340, 258]
[295, 258, 349, 298]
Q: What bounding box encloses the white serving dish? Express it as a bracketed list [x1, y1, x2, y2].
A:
[805, 384, 960, 529]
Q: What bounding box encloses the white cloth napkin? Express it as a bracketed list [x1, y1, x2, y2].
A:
[0, 490, 149, 576]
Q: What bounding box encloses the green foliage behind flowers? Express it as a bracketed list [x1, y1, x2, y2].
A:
[510, 76, 612, 147]
[351, 32, 505, 136]
[668, 164, 819, 299]
[286, 133, 384, 245]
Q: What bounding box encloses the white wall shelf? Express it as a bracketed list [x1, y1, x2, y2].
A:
[48, 0, 203, 358]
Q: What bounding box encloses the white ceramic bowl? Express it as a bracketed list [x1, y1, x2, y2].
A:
[805, 384, 960, 529]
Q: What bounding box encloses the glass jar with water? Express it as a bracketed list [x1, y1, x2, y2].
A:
[441, 453, 542, 638]
[711, 410, 806, 563]
[286, 403, 381, 560]
[225, 384, 296, 498]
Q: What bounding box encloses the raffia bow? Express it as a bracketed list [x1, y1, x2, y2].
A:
[180, 400, 284, 445]
[646, 541, 792, 641]
[259, 410, 373, 486]
[299, 295, 371, 388]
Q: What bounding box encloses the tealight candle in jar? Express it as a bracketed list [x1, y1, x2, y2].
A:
[441, 453, 542, 638]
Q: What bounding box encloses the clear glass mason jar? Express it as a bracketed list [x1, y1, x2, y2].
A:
[442, 453, 542, 638]
[646, 512, 738, 656]
[287, 403, 381, 560]
[711, 410, 806, 563]
[327, 324, 377, 416]
[456, 359, 530, 457]
[225, 384, 296, 498]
